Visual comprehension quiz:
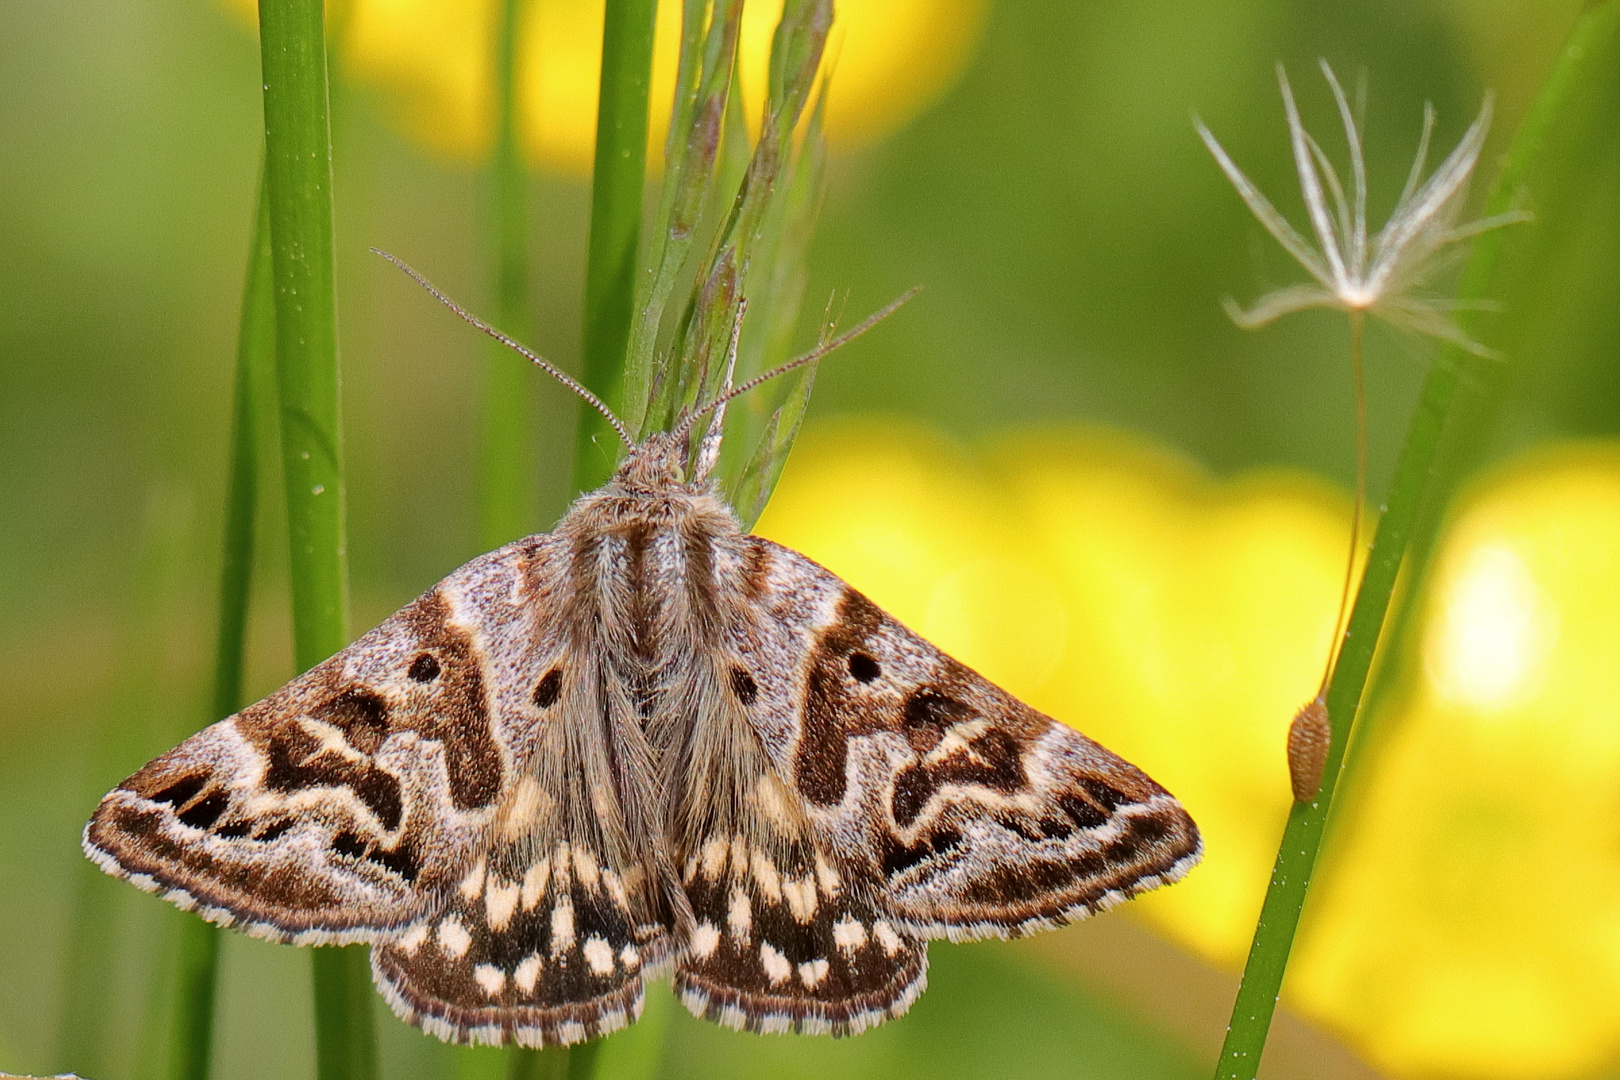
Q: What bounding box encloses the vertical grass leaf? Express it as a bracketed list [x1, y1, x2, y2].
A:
[256, 0, 375, 1074]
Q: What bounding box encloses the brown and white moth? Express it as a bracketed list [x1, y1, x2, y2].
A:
[83, 267, 1201, 1048]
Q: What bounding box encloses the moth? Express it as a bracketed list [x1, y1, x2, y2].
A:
[84, 262, 1201, 1048]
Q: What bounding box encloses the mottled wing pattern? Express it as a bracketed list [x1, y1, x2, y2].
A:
[739, 537, 1202, 943]
[660, 613, 927, 1035]
[82, 539, 555, 943]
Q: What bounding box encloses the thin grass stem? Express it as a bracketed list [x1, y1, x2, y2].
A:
[1213, 8, 1620, 1077]
[256, 0, 374, 1074]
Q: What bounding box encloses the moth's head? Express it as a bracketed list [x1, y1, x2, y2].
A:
[613, 432, 689, 492]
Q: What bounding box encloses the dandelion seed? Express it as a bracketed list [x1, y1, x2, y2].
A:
[1195, 60, 1527, 357]
[1196, 61, 1527, 801]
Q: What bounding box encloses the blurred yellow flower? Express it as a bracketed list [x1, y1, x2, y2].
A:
[225, 0, 989, 171]
[760, 422, 1620, 1080]
[756, 419, 1350, 965]
[1293, 442, 1620, 1080]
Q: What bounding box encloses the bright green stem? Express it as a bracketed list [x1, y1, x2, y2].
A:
[1212, 7, 1620, 1077]
[165, 177, 277, 1080]
[478, 0, 539, 549]
[257, 0, 374, 1075]
[575, 0, 658, 491]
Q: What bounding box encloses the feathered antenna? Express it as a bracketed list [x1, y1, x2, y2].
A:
[378, 248, 915, 462]
[373, 249, 635, 448]
[670, 287, 919, 445]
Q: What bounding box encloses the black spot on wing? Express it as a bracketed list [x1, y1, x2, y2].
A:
[176, 792, 228, 830]
[1080, 778, 1126, 812]
[407, 653, 441, 682]
[150, 774, 209, 808]
[847, 652, 881, 683]
[731, 668, 759, 706]
[366, 843, 420, 882]
[881, 827, 962, 878]
[534, 668, 562, 708]
[254, 819, 294, 842]
[1058, 792, 1109, 830]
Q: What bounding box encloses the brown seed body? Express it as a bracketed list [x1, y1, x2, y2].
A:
[1287, 697, 1332, 802]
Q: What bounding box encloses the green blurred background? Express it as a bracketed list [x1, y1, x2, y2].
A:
[3, 0, 1617, 1078]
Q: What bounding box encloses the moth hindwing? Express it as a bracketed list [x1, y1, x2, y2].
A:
[84, 431, 1201, 1046]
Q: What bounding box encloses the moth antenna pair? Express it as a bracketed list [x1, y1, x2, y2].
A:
[375, 248, 916, 462]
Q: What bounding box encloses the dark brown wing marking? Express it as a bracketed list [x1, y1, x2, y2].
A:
[83, 572, 520, 942]
[748, 538, 1202, 944]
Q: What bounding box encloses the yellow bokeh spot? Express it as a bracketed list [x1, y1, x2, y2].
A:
[225, 0, 989, 171]
[758, 420, 1353, 967]
[762, 424, 1620, 1080]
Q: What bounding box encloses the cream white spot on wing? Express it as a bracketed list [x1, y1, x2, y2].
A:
[814, 853, 842, 897]
[729, 834, 748, 876]
[395, 922, 430, 957]
[551, 843, 573, 890]
[700, 838, 729, 880]
[602, 869, 629, 910]
[619, 944, 641, 971]
[832, 918, 867, 953]
[521, 857, 551, 911]
[437, 917, 472, 959]
[759, 942, 792, 985]
[925, 718, 993, 764]
[458, 858, 487, 902]
[500, 776, 552, 840]
[727, 886, 752, 942]
[550, 894, 576, 956]
[572, 846, 601, 890]
[798, 958, 830, 989]
[750, 849, 782, 903]
[691, 922, 721, 960]
[474, 964, 506, 998]
[872, 920, 903, 957]
[514, 953, 543, 993]
[295, 717, 367, 764]
[485, 878, 521, 932]
[753, 772, 801, 833]
[582, 936, 615, 976]
[783, 875, 818, 923]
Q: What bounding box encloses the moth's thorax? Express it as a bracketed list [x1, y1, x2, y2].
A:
[551, 436, 745, 662]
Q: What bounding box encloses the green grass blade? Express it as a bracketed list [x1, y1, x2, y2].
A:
[478, 0, 540, 550]
[575, 0, 660, 491]
[625, 0, 743, 433]
[165, 173, 277, 1080]
[256, 0, 375, 1075]
[1212, 7, 1620, 1078]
